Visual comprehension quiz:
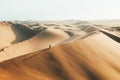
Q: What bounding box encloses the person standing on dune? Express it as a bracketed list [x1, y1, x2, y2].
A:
[49, 45, 51, 48]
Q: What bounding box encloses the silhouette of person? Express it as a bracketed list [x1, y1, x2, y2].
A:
[49, 45, 51, 48]
[0, 48, 4, 51]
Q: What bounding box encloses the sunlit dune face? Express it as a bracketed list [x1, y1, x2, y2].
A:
[0, 28, 69, 62]
[0, 23, 16, 49]
[1, 20, 120, 80]
[0, 32, 120, 80]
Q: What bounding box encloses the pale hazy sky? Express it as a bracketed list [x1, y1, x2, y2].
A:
[0, 0, 120, 20]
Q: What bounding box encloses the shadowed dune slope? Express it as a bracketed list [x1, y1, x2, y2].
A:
[0, 28, 69, 62]
[0, 32, 120, 80]
[0, 21, 36, 49]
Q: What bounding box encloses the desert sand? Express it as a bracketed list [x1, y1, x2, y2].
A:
[0, 27, 69, 62]
[0, 21, 120, 80]
[0, 21, 36, 50]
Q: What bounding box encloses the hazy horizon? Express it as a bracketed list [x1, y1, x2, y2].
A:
[0, 0, 120, 20]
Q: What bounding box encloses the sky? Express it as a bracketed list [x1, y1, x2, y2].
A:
[0, 0, 120, 20]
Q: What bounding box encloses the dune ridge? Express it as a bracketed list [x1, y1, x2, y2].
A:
[1, 21, 120, 80]
[0, 21, 36, 50]
[0, 28, 69, 62]
[0, 32, 120, 80]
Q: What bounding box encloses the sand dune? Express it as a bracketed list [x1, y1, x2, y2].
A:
[0, 32, 120, 80]
[0, 28, 69, 62]
[0, 21, 36, 50]
[0, 21, 120, 80]
[113, 31, 120, 37]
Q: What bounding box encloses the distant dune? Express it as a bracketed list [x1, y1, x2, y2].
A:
[0, 21, 120, 80]
[0, 21, 36, 50]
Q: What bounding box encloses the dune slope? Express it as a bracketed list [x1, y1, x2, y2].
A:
[0, 28, 69, 62]
[0, 32, 120, 80]
[0, 21, 36, 49]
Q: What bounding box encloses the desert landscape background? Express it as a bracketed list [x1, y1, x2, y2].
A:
[0, 20, 120, 80]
